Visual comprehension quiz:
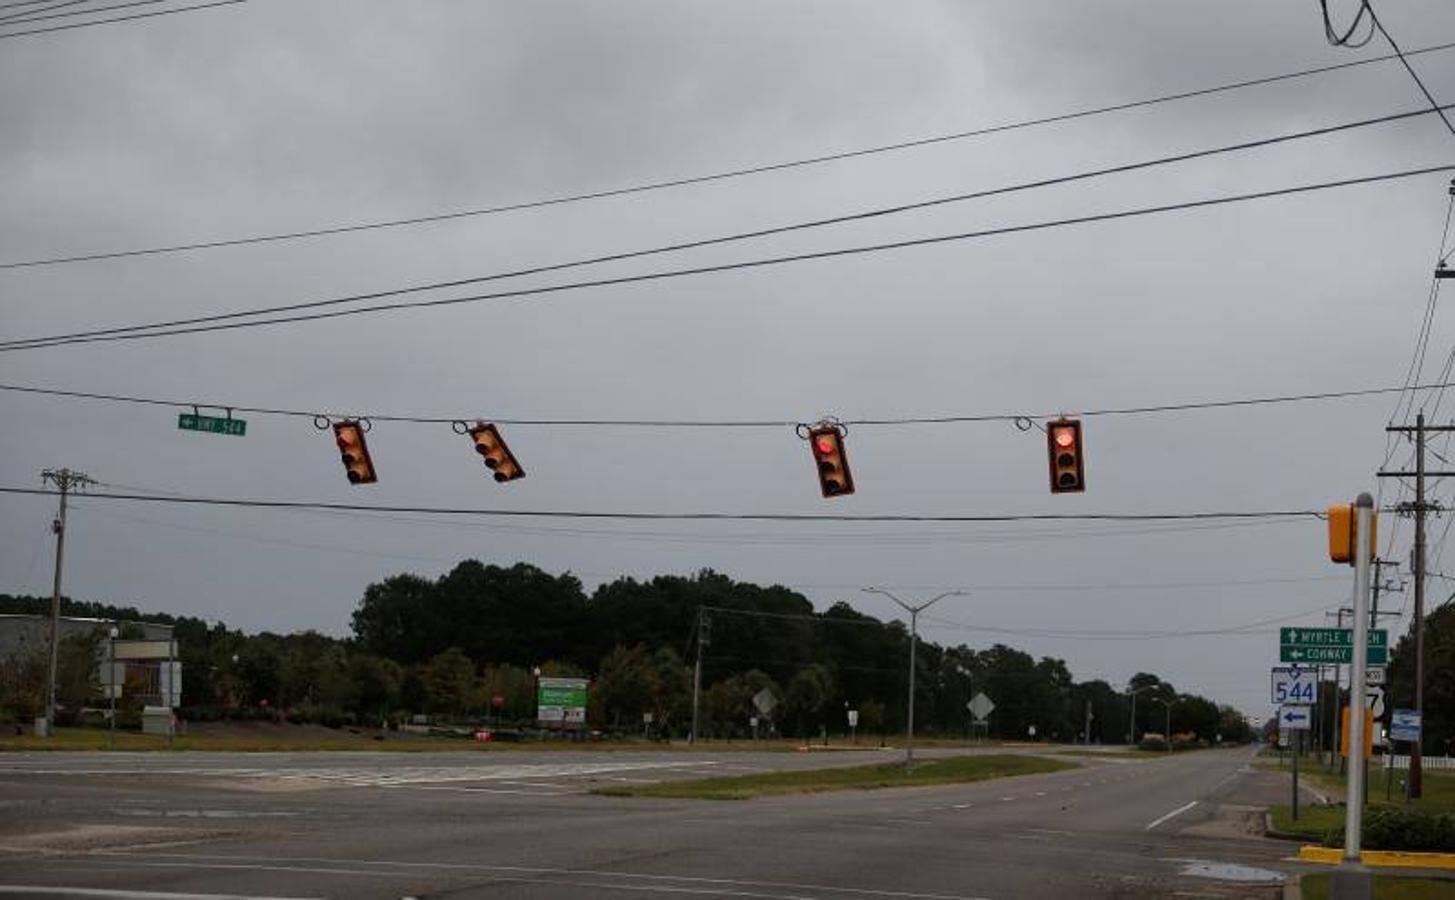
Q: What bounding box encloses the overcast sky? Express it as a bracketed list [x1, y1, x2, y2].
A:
[3, 0, 1454, 719]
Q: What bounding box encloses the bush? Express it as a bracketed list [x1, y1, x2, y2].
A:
[1322, 806, 1455, 852]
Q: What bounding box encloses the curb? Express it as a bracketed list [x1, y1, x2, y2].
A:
[1298, 845, 1455, 870]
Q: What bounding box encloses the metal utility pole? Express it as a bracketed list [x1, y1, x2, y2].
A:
[1084, 700, 1093, 747]
[689, 608, 709, 744]
[1343, 493, 1375, 866]
[1378, 413, 1455, 798]
[40, 467, 93, 737]
[863, 588, 966, 766]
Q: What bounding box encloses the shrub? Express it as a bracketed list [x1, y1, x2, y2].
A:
[1322, 806, 1455, 852]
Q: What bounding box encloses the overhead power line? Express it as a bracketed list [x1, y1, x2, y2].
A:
[0, 0, 91, 25]
[6, 163, 1453, 351]
[3, 40, 1454, 268]
[3, 378, 1455, 429]
[0, 0, 170, 27]
[0, 0, 244, 39]
[1365, 4, 1455, 139]
[5, 105, 1447, 351]
[0, 486, 1325, 523]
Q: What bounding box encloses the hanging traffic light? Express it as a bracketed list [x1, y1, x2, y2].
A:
[1047, 418, 1084, 494]
[468, 422, 525, 482]
[807, 423, 854, 498]
[332, 420, 377, 485]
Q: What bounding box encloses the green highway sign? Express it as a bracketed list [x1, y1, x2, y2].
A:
[1280, 627, 1387, 665]
[178, 413, 247, 437]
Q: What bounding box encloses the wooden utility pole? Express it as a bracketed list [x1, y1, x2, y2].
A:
[40, 468, 94, 735]
[1378, 413, 1455, 798]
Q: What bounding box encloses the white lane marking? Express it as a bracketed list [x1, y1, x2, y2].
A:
[952, 803, 971, 809]
[1145, 800, 1199, 831]
[1033, 791, 1047, 797]
[998, 796, 1016, 802]
[95, 853, 988, 900]
[0, 888, 316, 900]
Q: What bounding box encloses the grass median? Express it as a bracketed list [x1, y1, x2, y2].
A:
[592, 753, 1077, 800]
[1301, 873, 1455, 899]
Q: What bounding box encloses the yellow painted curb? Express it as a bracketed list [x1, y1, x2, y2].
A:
[1298, 845, 1455, 869]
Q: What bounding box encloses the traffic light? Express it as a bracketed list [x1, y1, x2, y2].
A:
[332, 420, 377, 485]
[807, 424, 854, 497]
[1328, 503, 1378, 565]
[1047, 418, 1084, 493]
[468, 422, 525, 482]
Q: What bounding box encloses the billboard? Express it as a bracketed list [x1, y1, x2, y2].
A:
[537, 676, 588, 726]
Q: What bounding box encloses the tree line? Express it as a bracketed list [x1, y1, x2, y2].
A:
[0, 563, 1253, 743]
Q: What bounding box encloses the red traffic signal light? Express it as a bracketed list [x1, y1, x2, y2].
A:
[333, 420, 377, 485]
[807, 424, 854, 498]
[1047, 418, 1084, 493]
[468, 422, 525, 482]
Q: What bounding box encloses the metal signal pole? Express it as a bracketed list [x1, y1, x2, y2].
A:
[40, 468, 94, 736]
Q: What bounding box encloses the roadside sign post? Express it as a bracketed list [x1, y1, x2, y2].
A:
[1279, 705, 1311, 820]
[847, 708, 858, 744]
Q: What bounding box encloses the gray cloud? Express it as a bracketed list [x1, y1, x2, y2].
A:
[3, 0, 1453, 716]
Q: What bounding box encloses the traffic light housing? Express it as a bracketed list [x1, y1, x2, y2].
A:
[808, 424, 854, 498]
[332, 420, 377, 485]
[1047, 418, 1084, 493]
[1328, 503, 1378, 565]
[468, 422, 525, 482]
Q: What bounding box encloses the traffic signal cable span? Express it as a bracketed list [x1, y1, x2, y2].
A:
[0, 486, 1327, 522]
[2, 377, 1454, 430]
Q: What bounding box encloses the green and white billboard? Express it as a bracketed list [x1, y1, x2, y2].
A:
[537, 676, 589, 726]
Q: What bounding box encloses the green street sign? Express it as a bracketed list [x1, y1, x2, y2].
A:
[178, 413, 247, 437]
[1280, 627, 1387, 665]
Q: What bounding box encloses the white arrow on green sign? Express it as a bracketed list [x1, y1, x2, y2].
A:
[178, 413, 247, 437]
[1279, 627, 1387, 665]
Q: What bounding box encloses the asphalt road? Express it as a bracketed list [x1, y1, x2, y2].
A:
[0, 744, 1314, 899]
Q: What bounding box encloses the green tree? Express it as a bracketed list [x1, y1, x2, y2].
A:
[783, 664, 835, 738]
[348, 653, 402, 725]
[421, 648, 475, 716]
[594, 645, 653, 729]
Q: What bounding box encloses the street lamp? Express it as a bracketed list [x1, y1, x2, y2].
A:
[863, 588, 967, 766]
[1151, 695, 1177, 754]
[1126, 685, 1157, 746]
[107, 626, 119, 749]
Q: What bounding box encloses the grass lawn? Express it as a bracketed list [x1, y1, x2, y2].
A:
[1301, 873, 1455, 899]
[591, 753, 1077, 800]
[1269, 802, 1344, 841]
[1267, 761, 1455, 843]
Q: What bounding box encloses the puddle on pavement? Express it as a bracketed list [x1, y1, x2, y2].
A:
[1179, 861, 1285, 883]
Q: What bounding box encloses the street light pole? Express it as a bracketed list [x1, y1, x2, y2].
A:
[863, 588, 966, 767]
[1127, 685, 1154, 746]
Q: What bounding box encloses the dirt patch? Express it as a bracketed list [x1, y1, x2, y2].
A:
[0, 823, 230, 855]
[1181, 804, 1273, 840]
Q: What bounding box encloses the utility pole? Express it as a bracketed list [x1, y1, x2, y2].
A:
[40, 467, 93, 737]
[1084, 699, 1093, 747]
[689, 608, 709, 744]
[864, 588, 966, 766]
[1378, 413, 1455, 798]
